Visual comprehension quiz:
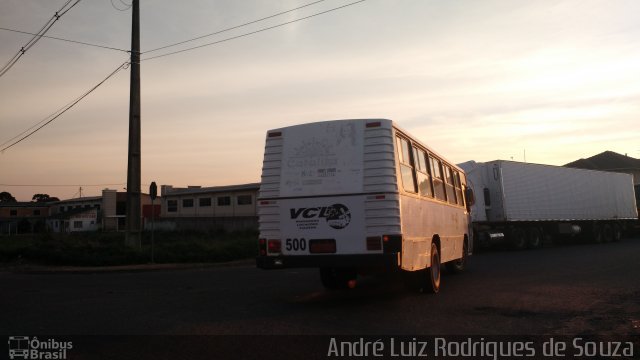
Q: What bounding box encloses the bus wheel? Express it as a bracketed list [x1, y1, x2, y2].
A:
[527, 227, 542, 249]
[446, 239, 468, 274]
[319, 267, 357, 290]
[427, 242, 441, 293]
[511, 228, 526, 250]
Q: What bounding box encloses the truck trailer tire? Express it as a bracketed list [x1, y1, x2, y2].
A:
[591, 223, 603, 243]
[612, 223, 622, 242]
[511, 228, 527, 250]
[527, 227, 543, 249]
[602, 223, 614, 243]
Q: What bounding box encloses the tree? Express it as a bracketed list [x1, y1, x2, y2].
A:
[0, 191, 17, 203]
[32, 194, 59, 202]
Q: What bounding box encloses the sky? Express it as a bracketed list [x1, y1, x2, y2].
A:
[1, 0, 639, 201]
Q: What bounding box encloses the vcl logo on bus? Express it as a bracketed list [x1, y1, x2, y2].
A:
[290, 203, 351, 229]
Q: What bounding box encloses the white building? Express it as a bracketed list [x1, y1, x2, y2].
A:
[159, 183, 260, 232]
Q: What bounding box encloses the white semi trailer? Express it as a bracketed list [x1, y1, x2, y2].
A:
[256, 119, 475, 292]
[459, 160, 638, 249]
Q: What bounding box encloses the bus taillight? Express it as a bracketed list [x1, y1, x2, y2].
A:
[383, 235, 402, 253]
[267, 239, 282, 254]
[259, 238, 267, 256]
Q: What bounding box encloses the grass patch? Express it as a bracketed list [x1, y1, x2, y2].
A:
[0, 230, 258, 266]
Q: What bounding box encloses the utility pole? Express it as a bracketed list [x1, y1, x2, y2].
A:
[126, 0, 141, 247]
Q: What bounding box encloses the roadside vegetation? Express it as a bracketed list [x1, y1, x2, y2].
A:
[0, 230, 257, 266]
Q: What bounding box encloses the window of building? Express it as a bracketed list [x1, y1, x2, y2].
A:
[9, 210, 17, 216]
[217, 196, 231, 206]
[84, 204, 90, 209]
[94, 204, 101, 210]
[183, 199, 194, 208]
[67, 206, 73, 211]
[33, 210, 41, 216]
[199, 198, 212, 207]
[237, 195, 252, 205]
[167, 200, 177, 212]
[397, 136, 416, 193]
[73, 221, 83, 229]
[59, 206, 65, 212]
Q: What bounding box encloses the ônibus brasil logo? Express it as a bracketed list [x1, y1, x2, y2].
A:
[8, 336, 73, 360]
[290, 203, 351, 229]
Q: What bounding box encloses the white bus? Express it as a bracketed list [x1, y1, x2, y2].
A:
[256, 119, 474, 293]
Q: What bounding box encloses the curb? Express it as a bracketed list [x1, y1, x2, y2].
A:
[0, 258, 255, 274]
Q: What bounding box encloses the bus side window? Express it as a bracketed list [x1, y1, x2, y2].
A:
[444, 165, 457, 204]
[454, 171, 464, 206]
[430, 156, 446, 201]
[416, 148, 433, 198]
[397, 136, 417, 193]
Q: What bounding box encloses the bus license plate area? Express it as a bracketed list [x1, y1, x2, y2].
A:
[309, 239, 336, 254]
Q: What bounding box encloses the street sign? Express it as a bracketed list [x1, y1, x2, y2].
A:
[149, 181, 157, 200]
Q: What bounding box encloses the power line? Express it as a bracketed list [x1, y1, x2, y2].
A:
[0, 0, 82, 78]
[0, 183, 126, 187]
[0, 27, 129, 53]
[142, 0, 367, 62]
[110, 0, 132, 11]
[0, 60, 130, 153]
[143, 0, 328, 54]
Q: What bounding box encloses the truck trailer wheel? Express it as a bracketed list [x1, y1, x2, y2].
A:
[319, 267, 357, 290]
[527, 227, 543, 249]
[612, 223, 622, 242]
[602, 223, 614, 243]
[446, 239, 468, 274]
[511, 228, 527, 250]
[591, 223, 603, 243]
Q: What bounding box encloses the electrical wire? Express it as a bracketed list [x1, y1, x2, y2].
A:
[0, 60, 130, 153]
[0, 27, 129, 53]
[110, 0, 132, 11]
[143, 0, 367, 62]
[0, 183, 127, 187]
[143, 0, 367, 61]
[143, 0, 328, 54]
[0, 0, 368, 153]
[0, 0, 82, 78]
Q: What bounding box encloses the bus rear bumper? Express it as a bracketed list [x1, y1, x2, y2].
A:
[256, 253, 399, 270]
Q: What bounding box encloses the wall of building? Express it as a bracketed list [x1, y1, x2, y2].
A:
[147, 216, 258, 233]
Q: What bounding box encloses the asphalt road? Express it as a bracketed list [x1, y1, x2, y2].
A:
[0, 239, 640, 335]
[2, 237, 640, 337]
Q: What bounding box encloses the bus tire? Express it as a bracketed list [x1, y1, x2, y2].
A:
[427, 242, 441, 293]
[319, 267, 357, 290]
[446, 238, 468, 274]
